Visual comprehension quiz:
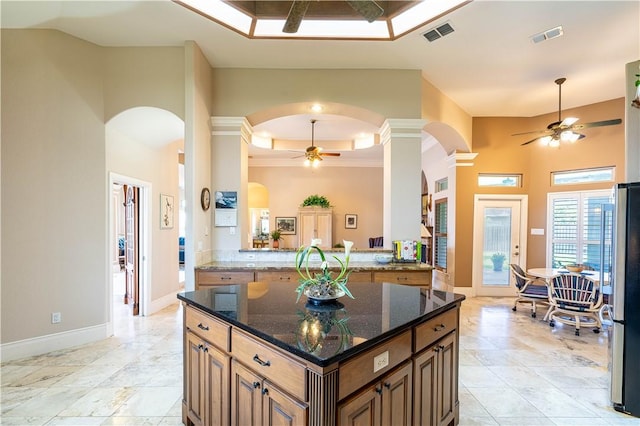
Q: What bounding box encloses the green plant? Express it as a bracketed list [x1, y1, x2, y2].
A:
[295, 239, 354, 302]
[491, 252, 506, 262]
[270, 229, 282, 241]
[301, 194, 331, 208]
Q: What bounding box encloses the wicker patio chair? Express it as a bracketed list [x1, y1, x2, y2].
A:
[548, 273, 603, 335]
[510, 263, 550, 319]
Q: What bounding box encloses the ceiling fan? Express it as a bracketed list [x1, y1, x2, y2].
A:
[513, 77, 622, 147]
[295, 119, 341, 167]
[283, 0, 384, 33]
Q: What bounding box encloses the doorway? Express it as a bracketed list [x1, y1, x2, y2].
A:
[472, 195, 528, 297]
[109, 173, 151, 333]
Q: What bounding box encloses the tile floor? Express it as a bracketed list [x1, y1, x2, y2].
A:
[2, 290, 639, 425]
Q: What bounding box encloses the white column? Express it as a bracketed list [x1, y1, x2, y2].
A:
[380, 118, 426, 248]
[210, 116, 251, 255]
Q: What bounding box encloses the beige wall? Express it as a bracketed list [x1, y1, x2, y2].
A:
[1, 29, 189, 358]
[453, 98, 626, 287]
[248, 167, 383, 250]
[185, 41, 215, 281]
[211, 69, 422, 120]
[1, 30, 107, 343]
[104, 47, 185, 122]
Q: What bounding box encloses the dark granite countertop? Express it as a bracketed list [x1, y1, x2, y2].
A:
[178, 281, 464, 367]
[195, 261, 434, 272]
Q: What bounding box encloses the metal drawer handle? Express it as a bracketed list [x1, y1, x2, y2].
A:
[253, 354, 271, 367]
[198, 323, 210, 331]
[221, 276, 232, 280]
[261, 388, 269, 395]
[375, 387, 383, 395]
[253, 381, 260, 389]
[397, 276, 408, 281]
[280, 276, 291, 281]
[433, 323, 446, 332]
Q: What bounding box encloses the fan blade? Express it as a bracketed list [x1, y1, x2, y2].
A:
[571, 118, 622, 130]
[283, 0, 310, 33]
[512, 129, 552, 137]
[320, 152, 341, 157]
[345, 0, 384, 22]
[521, 137, 542, 146]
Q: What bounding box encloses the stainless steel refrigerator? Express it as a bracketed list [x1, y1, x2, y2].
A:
[608, 182, 640, 416]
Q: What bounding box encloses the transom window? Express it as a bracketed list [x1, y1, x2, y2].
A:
[478, 174, 522, 187]
[551, 167, 615, 186]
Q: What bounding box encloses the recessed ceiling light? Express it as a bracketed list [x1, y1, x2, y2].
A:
[531, 25, 564, 44]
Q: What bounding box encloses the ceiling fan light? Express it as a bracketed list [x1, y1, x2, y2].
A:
[549, 138, 560, 148]
[312, 158, 320, 167]
[540, 136, 552, 146]
[304, 158, 311, 167]
[561, 131, 580, 143]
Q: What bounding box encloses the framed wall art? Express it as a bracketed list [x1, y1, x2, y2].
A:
[345, 214, 357, 229]
[160, 194, 174, 229]
[275, 217, 296, 235]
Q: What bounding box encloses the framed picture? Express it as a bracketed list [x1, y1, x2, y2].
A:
[345, 214, 357, 229]
[215, 191, 237, 209]
[275, 217, 296, 235]
[160, 194, 174, 229]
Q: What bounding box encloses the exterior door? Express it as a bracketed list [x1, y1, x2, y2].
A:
[473, 196, 527, 296]
[124, 184, 140, 315]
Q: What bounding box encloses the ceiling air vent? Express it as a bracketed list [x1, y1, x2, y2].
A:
[531, 25, 564, 44]
[422, 21, 455, 42]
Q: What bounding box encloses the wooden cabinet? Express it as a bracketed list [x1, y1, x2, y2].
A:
[184, 307, 231, 426]
[413, 331, 458, 426]
[196, 271, 254, 289]
[185, 331, 230, 426]
[338, 361, 412, 426]
[373, 270, 432, 286]
[298, 207, 332, 248]
[231, 359, 307, 426]
[181, 291, 460, 426]
[254, 271, 299, 283]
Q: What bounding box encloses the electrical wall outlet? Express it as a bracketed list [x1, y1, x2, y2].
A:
[373, 351, 389, 373]
[51, 312, 62, 324]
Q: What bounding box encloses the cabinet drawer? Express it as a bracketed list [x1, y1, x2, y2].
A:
[185, 306, 230, 351]
[231, 329, 306, 401]
[339, 330, 412, 400]
[414, 307, 458, 353]
[196, 271, 254, 286]
[373, 271, 431, 286]
[346, 271, 373, 282]
[254, 271, 299, 283]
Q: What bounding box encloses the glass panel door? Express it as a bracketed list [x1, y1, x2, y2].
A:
[473, 197, 525, 297]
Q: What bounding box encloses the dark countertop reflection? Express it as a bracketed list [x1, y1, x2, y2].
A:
[178, 281, 464, 367]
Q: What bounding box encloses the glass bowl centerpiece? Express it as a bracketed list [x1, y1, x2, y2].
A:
[295, 239, 355, 304]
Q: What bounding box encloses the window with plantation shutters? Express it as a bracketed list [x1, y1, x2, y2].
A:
[547, 190, 611, 269]
[434, 198, 448, 270]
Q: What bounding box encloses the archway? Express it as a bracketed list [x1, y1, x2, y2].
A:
[106, 106, 184, 332]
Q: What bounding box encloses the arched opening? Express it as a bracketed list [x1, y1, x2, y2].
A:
[106, 106, 184, 333]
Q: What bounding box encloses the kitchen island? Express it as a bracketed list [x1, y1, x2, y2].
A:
[178, 280, 464, 426]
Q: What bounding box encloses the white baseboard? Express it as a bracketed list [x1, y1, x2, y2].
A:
[0, 323, 109, 363]
[453, 286, 475, 298]
[147, 289, 182, 315]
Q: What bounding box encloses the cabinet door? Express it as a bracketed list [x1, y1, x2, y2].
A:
[204, 343, 230, 426]
[381, 362, 412, 426]
[231, 361, 263, 426]
[315, 211, 332, 248]
[436, 332, 457, 426]
[299, 212, 316, 247]
[338, 383, 381, 426]
[262, 380, 308, 426]
[186, 332, 205, 426]
[413, 344, 438, 426]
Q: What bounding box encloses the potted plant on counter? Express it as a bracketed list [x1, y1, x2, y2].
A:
[270, 229, 282, 249]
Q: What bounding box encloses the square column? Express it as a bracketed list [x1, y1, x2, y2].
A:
[380, 119, 426, 248]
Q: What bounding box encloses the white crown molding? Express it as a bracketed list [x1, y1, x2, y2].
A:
[446, 152, 478, 168]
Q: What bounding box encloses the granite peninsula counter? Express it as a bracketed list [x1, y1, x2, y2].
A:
[178, 280, 464, 426]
